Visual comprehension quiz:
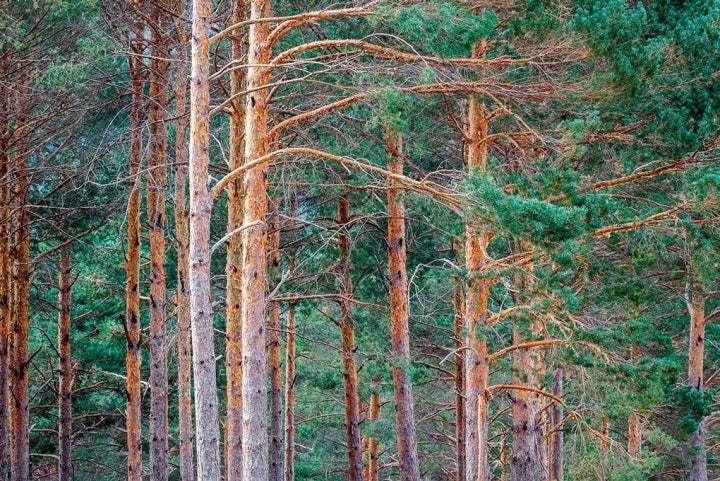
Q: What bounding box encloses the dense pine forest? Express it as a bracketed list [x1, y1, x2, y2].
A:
[0, 0, 719, 480]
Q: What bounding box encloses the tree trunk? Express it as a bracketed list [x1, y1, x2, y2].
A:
[368, 391, 380, 481]
[549, 370, 563, 481]
[627, 412, 641, 456]
[189, 0, 222, 479]
[125, 26, 145, 481]
[147, 3, 171, 478]
[0, 107, 10, 481]
[241, 1, 272, 479]
[453, 263, 465, 481]
[269, 198, 284, 481]
[687, 289, 707, 481]
[10, 143, 30, 481]
[464, 93, 491, 481]
[58, 249, 72, 481]
[172, 2, 194, 478]
[385, 133, 420, 481]
[225, 2, 247, 480]
[284, 198, 297, 481]
[600, 419, 610, 454]
[338, 194, 365, 481]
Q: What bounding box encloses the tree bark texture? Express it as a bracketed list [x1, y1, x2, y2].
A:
[189, 0, 222, 478]
[241, 1, 272, 479]
[10, 144, 30, 481]
[0, 102, 10, 481]
[284, 201, 297, 481]
[338, 195, 365, 481]
[269, 198, 284, 481]
[172, 2, 194, 478]
[453, 265, 466, 481]
[386, 133, 420, 481]
[368, 391, 380, 481]
[464, 94, 491, 481]
[125, 27, 145, 481]
[628, 412, 641, 456]
[225, 2, 247, 480]
[687, 289, 707, 481]
[58, 250, 73, 481]
[549, 370, 563, 481]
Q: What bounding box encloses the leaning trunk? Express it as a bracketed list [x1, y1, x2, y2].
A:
[338, 194, 365, 481]
[189, 0, 222, 478]
[58, 250, 72, 481]
[385, 133, 420, 481]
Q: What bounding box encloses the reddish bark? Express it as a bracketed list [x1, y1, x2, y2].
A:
[125, 25, 145, 481]
[386, 133, 420, 481]
[0, 100, 10, 481]
[549, 370, 563, 481]
[454, 268, 466, 481]
[687, 289, 707, 481]
[58, 250, 72, 481]
[338, 195, 365, 481]
[225, 2, 247, 480]
[269, 198, 284, 481]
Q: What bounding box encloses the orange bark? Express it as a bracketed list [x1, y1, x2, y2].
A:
[687, 288, 707, 481]
[189, 0, 222, 478]
[454, 267, 466, 481]
[549, 370, 563, 481]
[386, 133, 420, 481]
[368, 391, 380, 481]
[225, 2, 247, 480]
[125, 26, 145, 481]
[172, 2, 193, 478]
[338, 195, 365, 481]
[58, 250, 72, 481]
[0, 103, 10, 481]
[284, 201, 297, 481]
[269, 198, 284, 481]
[628, 412, 641, 456]
[241, 1, 272, 479]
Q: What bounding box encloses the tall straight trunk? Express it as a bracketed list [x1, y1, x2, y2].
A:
[338, 194, 365, 481]
[10, 147, 30, 481]
[241, 1, 272, 479]
[368, 391, 380, 481]
[686, 288, 707, 481]
[627, 412, 641, 455]
[385, 133, 420, 481]
[225, 2, 247, 479]
[172, 2, 194, 478]
[453, 265, 466, 481]
[125, 28, 145, 481]
[147, 3, 171, 478]
[549, 370, 563, 481]
[269, 198, 284, 481]
[284, 200, 297, 481]
[511, 249, 546, 481]
[464, 94, 491, 481]
[0, 109, 10, 481]
[58, 250, 72, 481]
[189, 0, 222, 479]
[284, 301, 296, 481]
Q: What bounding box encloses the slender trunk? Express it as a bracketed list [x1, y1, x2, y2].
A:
[284, 199, 297, 481]
[125, 28, 145, 481]
[58, 250, 72, 481]
[10, 145, 30, 481]
[549, 370, 563, 481]
[600, 419, 610, 454]
[225, 2, 247, 479]
[510, 250, 546, 481]
[453, 260, 466, 481]
[627, 412, 641, 456]
[189, 0, 222, 478]
[386, 133, 420, 481]
[338, 195, 365, 481]
[368, 391, 380, 481]
[147, 3, 171, 478]
[269, 198, 284, 481]
[284, 301, 296, 481]
[241, 1, 272, 479]
[464, 94, 491, 481]
[687, 289, 707, 481]
[0, 110, 10, 481]
[173, 3, 194, 478]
